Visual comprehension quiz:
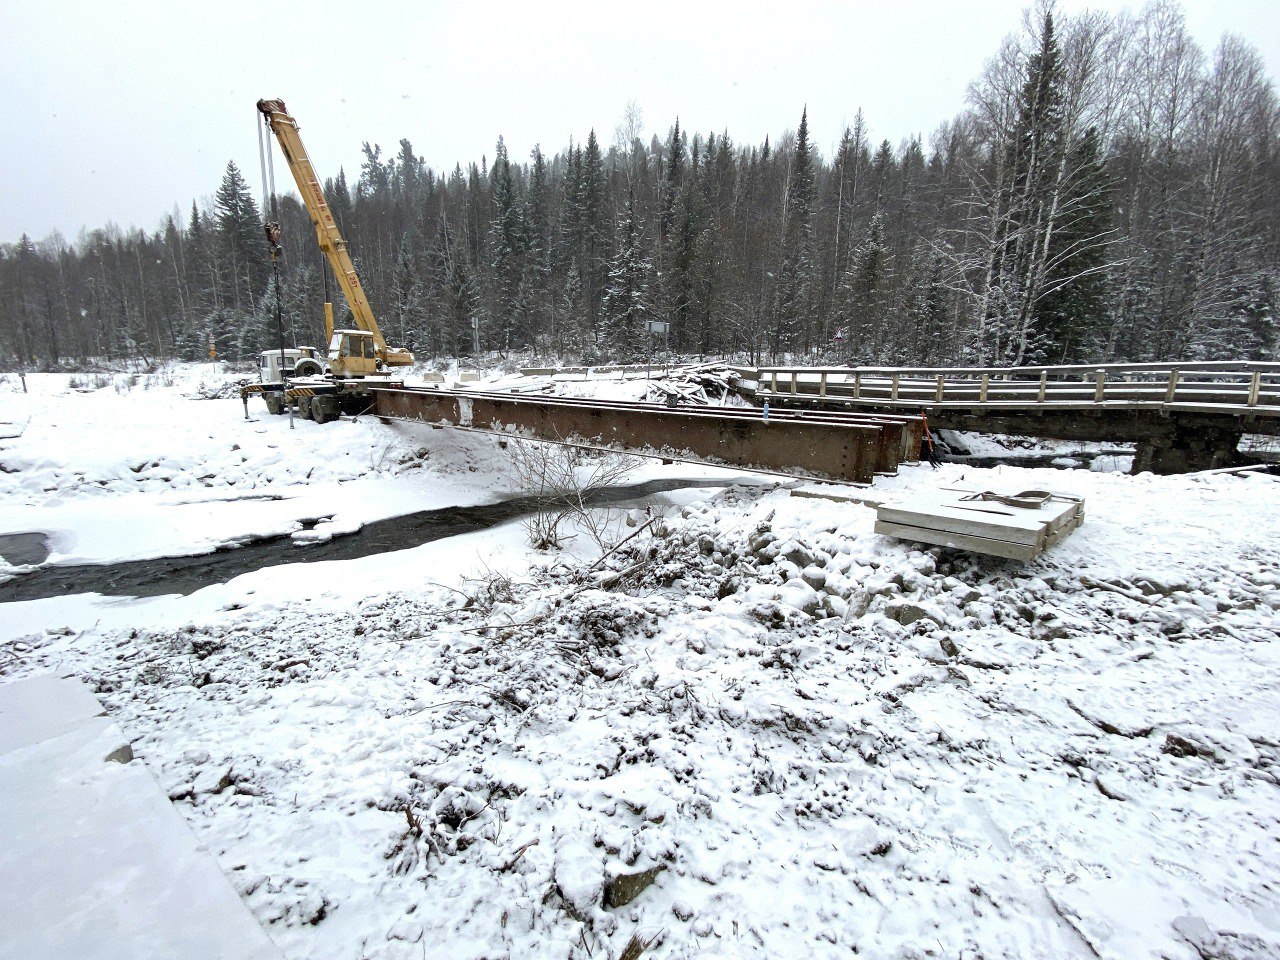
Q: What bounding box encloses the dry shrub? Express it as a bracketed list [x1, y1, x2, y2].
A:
[506, 438, 637, 551]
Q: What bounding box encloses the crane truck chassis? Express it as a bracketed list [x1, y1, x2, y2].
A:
[240, 98, 412, 423]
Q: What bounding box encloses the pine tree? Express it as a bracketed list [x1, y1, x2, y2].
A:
[660, 119, 685, 241]
[239, 272, 282, 360]
[903, 244, 952, 364]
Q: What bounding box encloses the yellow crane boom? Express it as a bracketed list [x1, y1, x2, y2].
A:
[256, 98, 413, 369]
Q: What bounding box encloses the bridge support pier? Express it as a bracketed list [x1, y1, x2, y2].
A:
[1132, 419, 1241, 475]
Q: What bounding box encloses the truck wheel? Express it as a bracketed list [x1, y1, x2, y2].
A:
[264, 394, 283, 416]
[312, 398, 331, 424]
[295, 358, 324, 378]
[296, 398, 313, 420]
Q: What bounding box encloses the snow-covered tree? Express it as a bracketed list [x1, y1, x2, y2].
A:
[599, 187, 653, 359]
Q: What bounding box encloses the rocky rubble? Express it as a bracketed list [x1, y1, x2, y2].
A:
[4, 467, 1279, 959]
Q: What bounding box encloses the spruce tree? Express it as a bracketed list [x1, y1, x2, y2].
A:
[214, 161, 267, 317]
[982, 11, 1069, 363]
[1036, 127, 1114, 363]
[429, 219, 478, 356]
[773, 107, 816, 359]
[599, 186, 653, 359]
[487, 136, 527, 350]
[840, 212, 887, 362]
[524, 145, 552, 346]
[579, 130, 609, 333]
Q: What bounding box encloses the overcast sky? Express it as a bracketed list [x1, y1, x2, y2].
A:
[2, 0, 1277, 244]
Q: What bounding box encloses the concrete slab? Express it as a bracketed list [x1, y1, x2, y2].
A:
[0, 675, 283, 960]
[0, 672, 108, 755]
[876, 485, 1085, 560]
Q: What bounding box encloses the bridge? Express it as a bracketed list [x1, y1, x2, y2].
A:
[738, 361, 1280, 473]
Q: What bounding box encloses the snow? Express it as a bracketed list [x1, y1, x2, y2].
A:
[3, 365, 1279, 959]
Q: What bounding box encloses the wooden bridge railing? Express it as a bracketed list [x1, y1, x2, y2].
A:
[745, 361, 1280, 414]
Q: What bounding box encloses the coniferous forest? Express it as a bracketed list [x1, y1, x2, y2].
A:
[2, 3, 1277, 371]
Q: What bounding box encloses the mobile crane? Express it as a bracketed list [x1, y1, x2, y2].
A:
[242, 98, 414, 423]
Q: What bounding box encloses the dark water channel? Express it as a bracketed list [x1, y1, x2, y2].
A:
[0, 478, 736, 603]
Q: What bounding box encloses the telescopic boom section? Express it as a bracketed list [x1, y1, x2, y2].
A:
[256, 98, 413, 368]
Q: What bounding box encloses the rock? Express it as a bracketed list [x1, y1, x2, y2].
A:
[1164, 732, 1214, 760]
[909, 636, 950, 664]
[824, 595, 849, 620]
[192, 766, 235, 795]
[1034, 609, 1087, 641]
[776, 560, 801, 582]
[553, 857, 603, 922]
[604, 865, 663, 908]
[800, 565, 827, 590]
[936, 429, 970, 456]
[295, 891, 330, 925]
[780, 542, 814, 568]
[909, 553, 937, 577]
[884, 600, 943, 627]
[939, 636, 960, 658]
[869, 577, 902, 599]
[845, 590, 874, 620]
[777, 581, 822, 616]
[104, 743, 134, 764]
[1135, 575, 1190, 597]
[1171, 916, 1273, 960]
[1095, 773, 1130, 801]
[1160, 727, 1256, 764]
[672, 901, 695, 922]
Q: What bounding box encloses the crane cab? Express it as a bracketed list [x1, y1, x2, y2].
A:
[328, 329, 380, 378]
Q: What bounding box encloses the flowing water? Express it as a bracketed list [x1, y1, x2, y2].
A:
[0, 478, 741, 602]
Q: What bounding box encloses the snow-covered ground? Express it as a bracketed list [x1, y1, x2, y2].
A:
[2, 365, 1279, 960]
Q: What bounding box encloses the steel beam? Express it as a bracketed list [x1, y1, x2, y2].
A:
[372, 387, 921, 484]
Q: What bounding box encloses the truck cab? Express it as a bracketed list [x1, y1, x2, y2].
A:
[259, 347, 321, 386]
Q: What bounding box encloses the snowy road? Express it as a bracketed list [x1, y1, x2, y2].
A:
[2, 368, 1279, 960]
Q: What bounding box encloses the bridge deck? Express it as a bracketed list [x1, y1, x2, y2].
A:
[743, 362, 1280, 434]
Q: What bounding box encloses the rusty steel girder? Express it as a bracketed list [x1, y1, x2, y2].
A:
[371, 387, 921, 484]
